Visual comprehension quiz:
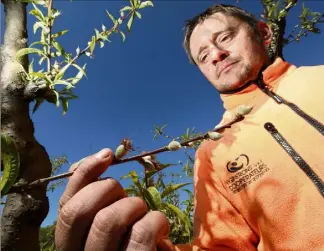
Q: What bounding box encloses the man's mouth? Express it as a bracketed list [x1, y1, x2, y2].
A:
[218, 61, 238, 77]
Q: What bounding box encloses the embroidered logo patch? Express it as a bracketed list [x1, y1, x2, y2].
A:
[226, 154, 249, 173]
[225, 157, 270, 194]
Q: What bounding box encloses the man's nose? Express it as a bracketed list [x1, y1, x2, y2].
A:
[210, 46, 229, 65]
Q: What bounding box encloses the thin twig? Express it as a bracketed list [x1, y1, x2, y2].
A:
[69, 11, 132, 66]
[13, 114, 244, 191]
[280, 0, 296, 18]
[288, 13, 324, 43]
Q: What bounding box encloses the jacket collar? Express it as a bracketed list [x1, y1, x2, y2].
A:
[220, 57, 296, 110]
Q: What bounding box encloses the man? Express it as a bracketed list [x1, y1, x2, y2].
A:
[55, 4, 324, 251]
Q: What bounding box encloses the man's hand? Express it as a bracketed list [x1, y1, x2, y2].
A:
[55, 148, 174, 251]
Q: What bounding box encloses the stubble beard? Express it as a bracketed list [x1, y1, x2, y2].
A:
[218, 63, 254, 92]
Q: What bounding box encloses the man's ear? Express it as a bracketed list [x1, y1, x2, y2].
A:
[256, 21, 273, 46]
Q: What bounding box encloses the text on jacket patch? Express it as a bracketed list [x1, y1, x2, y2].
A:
[225, 156, 270, 194]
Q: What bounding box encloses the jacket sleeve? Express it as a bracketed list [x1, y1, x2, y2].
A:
[175, 142, 258, 251]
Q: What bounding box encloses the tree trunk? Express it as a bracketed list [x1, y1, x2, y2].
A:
[1, 0, 52, 250]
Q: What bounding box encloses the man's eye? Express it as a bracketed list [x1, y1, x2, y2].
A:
[219, 33, 232, 43]
[200, 54, 208, 63]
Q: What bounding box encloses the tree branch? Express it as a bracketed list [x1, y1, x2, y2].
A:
[24, 80, 48, 100]
[12, 114, 245, 191]
[288, 13, 324, 43]
[69, 10, 132, 66]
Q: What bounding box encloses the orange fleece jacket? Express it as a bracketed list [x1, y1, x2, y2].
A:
[176, 58, 324, 251]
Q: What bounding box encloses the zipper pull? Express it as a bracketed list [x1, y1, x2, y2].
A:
[264, 122, 278, 133]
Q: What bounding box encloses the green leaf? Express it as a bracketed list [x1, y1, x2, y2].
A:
[1, 134, 20, 197]
[61, 98, 68, 115]
[51, 9, 61, 18]
[89, 36, 96, 54]
[29, 41, 47, 48]
[54, 79, 74, 89]
[32, 97, 44, 113]
[120, 6, 132, 12]
[59, 89, 78, 99]
[29, 72, 53, 85]
[54, 90, 60, 107]
[106, 10, 116, 24]
[45, 90, 60, 107]
[99, 41, 105, 48]
[161, 182, 191, 199]
[135, 11, 142, 19]
[52, 40, 64, 54]
[144, 186, 161, 210]
[147, 187, 161, 207]
[30, 3, 45, 21]
[123, 171, 143, 194]
[33, 21, 49, 34]
[71, 64, 87, 85]
[162, 203, 191, 230]
[55, 62, 72, 81]
[28, 59, 34, 73]
[94, 28, 100, 38]
[125, 187, 140, 196]
[38, 56, 47, 65]
[120, 31, 126, 42]
[51, 30, 68, 39]
[138, 1, 154, 9]
[127, 13, 135, 32]
[15, 48, 46, 60]
[72, 63, 87, 78]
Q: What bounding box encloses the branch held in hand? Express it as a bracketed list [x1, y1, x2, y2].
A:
[12, 105, 252, 192]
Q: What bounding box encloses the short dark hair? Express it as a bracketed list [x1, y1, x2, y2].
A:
[183, 4, 259, 64]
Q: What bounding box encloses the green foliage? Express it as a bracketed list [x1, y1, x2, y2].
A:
[261, 0, 324, 45]
[1, 134, 20, 197]
[118, 124, 206, 244]
[39, 221, 56, 251]
[121, 166, 193, 244]
[287, 3, 324, 43]
[47, 155, 68, 193]
[15, 0, 154, 115]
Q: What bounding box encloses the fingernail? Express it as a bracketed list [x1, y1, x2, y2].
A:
[95, 149, 111, 159]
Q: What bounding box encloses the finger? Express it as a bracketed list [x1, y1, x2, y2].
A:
[122, 211, 170, 251]
[157, 239, 176, 251]
[55, 178, 126, 251]
[84, 197, 148, 251]
[59, 148, 113, 210]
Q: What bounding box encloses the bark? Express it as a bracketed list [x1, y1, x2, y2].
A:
[1, 0, 52, 250]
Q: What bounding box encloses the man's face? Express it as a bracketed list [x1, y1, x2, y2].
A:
[189, 13, 272, 92]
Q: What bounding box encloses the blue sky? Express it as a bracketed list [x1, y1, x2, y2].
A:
[1, 0, 324, 227]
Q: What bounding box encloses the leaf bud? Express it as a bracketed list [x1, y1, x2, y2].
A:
[115, 144, 127, 160]
[207, 132, 223, 141]
[167, 140, 182, 151]
[235, 105, 253, 116]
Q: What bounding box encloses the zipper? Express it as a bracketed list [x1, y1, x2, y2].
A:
[264, 122, 324, 198]
[257, 79, 324, 136]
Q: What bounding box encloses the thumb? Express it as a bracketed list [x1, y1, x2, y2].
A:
[157, 238, 176, 251]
